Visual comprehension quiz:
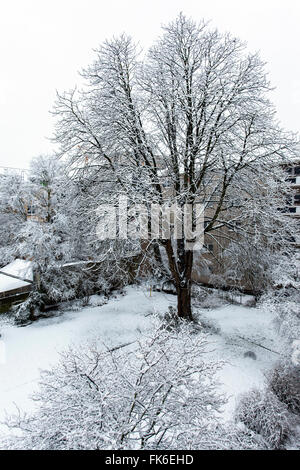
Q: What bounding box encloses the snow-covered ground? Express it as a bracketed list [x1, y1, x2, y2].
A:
[0, 285, 280, 443]
[198, 305, 280, 419]
[0, 259, 33, 293]
[0, 286, 173, 437]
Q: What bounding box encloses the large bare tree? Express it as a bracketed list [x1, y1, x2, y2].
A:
[54, 14, 297, 319]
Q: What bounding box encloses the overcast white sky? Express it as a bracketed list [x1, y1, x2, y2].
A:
[0, 0, 300, 169]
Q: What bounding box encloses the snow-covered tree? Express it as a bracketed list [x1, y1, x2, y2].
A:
[212, 165, 299, 293]
[0, 171, 29, 265]
[27, 155, 66, 223]
[7, 156, 82, 321]
[54, 14, 298, 319]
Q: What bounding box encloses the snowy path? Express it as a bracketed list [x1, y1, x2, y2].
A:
[0, 286, 280, 441]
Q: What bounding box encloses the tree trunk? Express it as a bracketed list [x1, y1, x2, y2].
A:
[164, 239, 194, 321]
[176, 282, 193, 320]
[176, 239, 194, 320]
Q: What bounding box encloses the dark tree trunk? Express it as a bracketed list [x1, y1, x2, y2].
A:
[176, 282, 193, 320]
[164, 239, 194, 321]
[176, 239, 194, 320]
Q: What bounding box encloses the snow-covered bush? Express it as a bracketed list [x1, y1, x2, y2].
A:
[161, 306, 181, 329]
[3, 319, 263, 450]
[259, 289, 300, 356]
[191, 284, 208, 301]
[11, 291, 47, 325]
[0, 172, 29, 265]
[222, 238, 298, 294]
[235, 388, 291, 449]
[191, 285, 226, 310]
[267, 361, 300, 416]
[12, 266, 112, 323]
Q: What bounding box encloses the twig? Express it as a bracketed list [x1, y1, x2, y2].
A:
[236, 335, 281, 355]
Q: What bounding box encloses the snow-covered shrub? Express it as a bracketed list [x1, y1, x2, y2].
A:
[191, 284, 208, 301]
[39, 266, 81, 302]
[12, 291, 47, 325]
[10, 267, 81, 324]
[268, 291, 300, 341]
[259, 289, 300, 358]
[235, 388, 291, 449]
[192, 285, 226, 310]
[152, 280, 177, 295]
[10, 264, 113, 323]
[161, 306, 181, 329]
[267, 361, 300, 416]
[3, 319, 263, 450]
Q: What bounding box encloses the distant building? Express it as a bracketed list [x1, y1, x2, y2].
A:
[0, 166, 42, 221]
[0, 165, 29, 181]
[283, 162, 300, 215]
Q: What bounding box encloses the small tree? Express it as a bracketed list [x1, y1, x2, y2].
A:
[10, 156, 80, 320]
[0, 170, 29, 265]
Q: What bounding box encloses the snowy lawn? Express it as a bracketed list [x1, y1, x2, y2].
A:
[0, 286, 174, 437]
[0, 285, 280, 442]
[197, 305, 280, 419]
